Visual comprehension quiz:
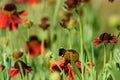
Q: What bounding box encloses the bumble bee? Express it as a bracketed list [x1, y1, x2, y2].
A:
[59, 48, 79, 62]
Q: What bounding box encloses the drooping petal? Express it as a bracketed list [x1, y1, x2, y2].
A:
[50, 59, 65, 72]
[26, 67, 32, 73]
[18, 10, 28, 16]
[94, 33, 118, 45]
[15, 0, 40, 5]
[75, 61, 82, 73]
[94, 38, 100, 46]
[8, 67, 20, 78]
[15, 0, 25, 3]
[0, 13, 8, 28]
[26, 0, 39, 5]
[12, 15, 26, 24]
[67, 63, 75, 80]
[9, 23, 18, 30]
[24, 44, 29, 52]
[111, 36, 117, 43]
[29, 43, 42, 58]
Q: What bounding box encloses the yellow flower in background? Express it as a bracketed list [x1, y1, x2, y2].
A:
[108, 15, 120, 27]
[0, 37, 7, 46]
[49, 72, 60, 80]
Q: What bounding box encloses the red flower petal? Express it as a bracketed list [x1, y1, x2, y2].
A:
[75, 62, 82, 73]
[24, 44, 29, 52]
[15, 0, 39, 5]
[94, 38, 100, 46]
[67, 63, 75, 80]
[13, 15, 26, 23]
[9, 23, 18, 31]
[111, 36, 117, 43]
[26, 0, 39, 5]
[29, 43, 41, 58]
[103, 40, 109, 44]
[8, 67, 20, 78]
[18, 10, 28, 16]
[26, 67, 32, 73]
[15, 0, 25, 2]
[0, 13, 9, 28]
[50, 58, 65, 72]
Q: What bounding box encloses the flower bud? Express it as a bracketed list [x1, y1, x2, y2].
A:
[12, 51, 23, 60]
[25, 20, 33, 28]
[0, 64, 5, 71]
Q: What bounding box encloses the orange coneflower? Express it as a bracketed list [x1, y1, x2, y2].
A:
[24, 35, 48, 58]
[8, 60, 32, 78]
[0, 3, 28, 30]
[94, 32, 117, 46]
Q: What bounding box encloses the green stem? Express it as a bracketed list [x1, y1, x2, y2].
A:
[41, 30, 45, 54]
[2, 71, 5, 80]
[27, 28, 30, 40]
[18, 62, 24, 80]
[52, 0, 61, 26]
[103, 44, 107, 69]
[27, 28, 30, 64]
[68, 29, 72, 49]
[7, 29, 13, 51]
[91, 43, 95, 80]
[77, 10, 84, 80]
[41, 0, 47, 17]
[50, 0, 61, 45]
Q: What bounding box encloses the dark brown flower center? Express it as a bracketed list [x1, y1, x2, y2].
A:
[4, 4, 16, 11]
[14, 60, 28, 69]
[2, 4, 17, 15]
[64, 0, 81, 10]
[29, 36, 39, 41]
[99, 33, 113, 41]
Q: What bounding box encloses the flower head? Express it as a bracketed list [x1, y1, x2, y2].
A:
[14, 0, 40, 5]
[24, 19, 33, 28]
[24, 35, 48, 58]
[8, 60, 32, 78]
[0, 3, 28, 31]
[94, 33, 117, 46]
[59, 48, 79, 63]
[64, 0, 81, 10]
[109, 0, 114, 3]
[64, 0, 90, 10]
[59, 12, 77, 28]
[50, 48, 94, 80]
[0, 64, 5, 71]
[39, 17, 50, 30]
[50, 58, 94, 80]
[12, 51, 23, 60]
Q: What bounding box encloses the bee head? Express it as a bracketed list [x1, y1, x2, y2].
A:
[59, 48, 65, 56]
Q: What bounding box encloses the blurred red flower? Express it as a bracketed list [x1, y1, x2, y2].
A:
[39, 17, 50, 30]
[14, 0, 40, 5]
[8, 60, 32, 78]
[50, 57, 94, 80]
[109, 0, 114, 3]
[94, 33, 117, 46]
[64, 0, 90, 10]
[24, 35, 48, 58]
[0, 3, 28, 31]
